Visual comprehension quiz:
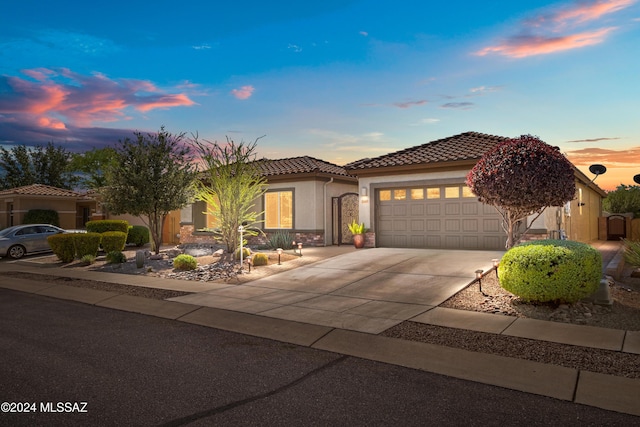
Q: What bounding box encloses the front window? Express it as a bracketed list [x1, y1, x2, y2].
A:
[265, 190, 293, 229]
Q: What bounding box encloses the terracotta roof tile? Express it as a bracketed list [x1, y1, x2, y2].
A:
[345, 131, 509, 170]
[0, 184, 82, 197]
[254, 156, 352, 177]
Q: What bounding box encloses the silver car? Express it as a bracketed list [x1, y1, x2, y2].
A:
[0, 224, 66, 259]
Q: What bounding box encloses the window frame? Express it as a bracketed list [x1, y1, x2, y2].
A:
[264, 189, 294, 230]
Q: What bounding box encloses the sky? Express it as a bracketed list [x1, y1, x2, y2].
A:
[1, 0, 639, 191]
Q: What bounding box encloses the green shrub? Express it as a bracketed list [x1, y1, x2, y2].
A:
[86, 220, 129, 234]
[106, 250, 127, 264]
[173, 254, 197, 271]
[127, 225, 150, 246]
[24, 209, 60, 226]
[498, 240, 601, 303]
[79, 254, 96, 265]
[101, 231, 127, 253]
[73, 232, 102, 258]
[48, 234, 76, 263]
[251, 252, 269, 266]
[623, 239, 640, 267]
[234, 247, 251, 260]
[267, 230, 293, 250]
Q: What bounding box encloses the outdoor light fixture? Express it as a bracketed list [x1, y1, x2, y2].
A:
[476, 269, 488, 297]
[361, 186, 369, 203]
[277, 248, 283, 265]
[297, 242, 303, 257]
[492, 259, 500, 279]
[588, 164, 607, 183]
[634, 174, 640, 185]
[238, 225, 245, 271]
[247, 256, 252, 273]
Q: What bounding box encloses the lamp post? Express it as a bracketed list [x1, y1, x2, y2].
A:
[476, 269, 488, 297]
[492, 258, 500, 279]
[277, 248, 282, 265]
[238, 225, 244, 271]
[297, 242, 303, 257]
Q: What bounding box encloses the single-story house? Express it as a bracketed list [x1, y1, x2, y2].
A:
[0, 184, 97, 230]
[179, 156, 359, 246]
[345, 131, 606, 250]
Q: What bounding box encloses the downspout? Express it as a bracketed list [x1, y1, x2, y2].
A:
[323, 177, 334, 246]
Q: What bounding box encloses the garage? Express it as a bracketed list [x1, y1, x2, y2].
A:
[376, 183, 506, 250]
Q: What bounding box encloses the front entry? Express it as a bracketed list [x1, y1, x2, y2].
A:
[332, 193, 358, 245]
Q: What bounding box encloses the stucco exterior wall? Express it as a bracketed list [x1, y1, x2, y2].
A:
[0, 197, 78, 229]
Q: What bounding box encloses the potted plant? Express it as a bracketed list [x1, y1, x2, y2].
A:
[348, 220, 367, 249]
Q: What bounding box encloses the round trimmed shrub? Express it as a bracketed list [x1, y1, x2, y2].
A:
[86, 220, 129, 234]
[252, 253, 269, 266]
[173, 254, 197, 271]
[127, 225, 150, 247]
[48, 234, 76, 263]
[73, 232, 102, 258]
[101, 231, 127, 253]
[498, 240, 601, 303]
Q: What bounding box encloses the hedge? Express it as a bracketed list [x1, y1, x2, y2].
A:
[101, 231, 127, 253]
[86, 220, 129, 234]
[74, 233, 102, 258]
[24, 209, 60, 227]
[48, 234, 76, 263]
[126, 225, 150, 247]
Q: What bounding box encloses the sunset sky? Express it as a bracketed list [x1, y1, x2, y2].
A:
[1, 0, 639, 190]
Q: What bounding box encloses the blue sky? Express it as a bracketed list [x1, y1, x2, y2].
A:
[1, 0, 639, 190]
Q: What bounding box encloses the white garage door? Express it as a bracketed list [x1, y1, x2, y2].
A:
[376, 184, 506, 250]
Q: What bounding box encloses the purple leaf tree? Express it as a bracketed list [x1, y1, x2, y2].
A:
[466, 135, 575, 249]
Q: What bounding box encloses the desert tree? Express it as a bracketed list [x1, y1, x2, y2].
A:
[466, 134, 576, 249]
[69, 147, 118, 190]
[603, 184, 640, 218]
[192, 136, 267, 253]
[0, 142, 78, 190]
[101, 127, 198, 254]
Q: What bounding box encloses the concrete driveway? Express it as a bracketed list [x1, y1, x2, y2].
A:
[170, 248, 504, 334]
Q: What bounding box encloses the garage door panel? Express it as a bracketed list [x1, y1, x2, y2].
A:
[380, 205, 393, 216]
[393, 219, 407, 231]
[445, 203, 460, 215]
[410, 204, 425, 216]
[461, 202, 478, 215]
[483, 219, 501, 232]
[463, 219, 479, 232]
[445, 219, 460, 232]
[426, 204, 441, 215]
[426, 219, 440, 231]
[410, 219, 425, 232]
[393, 205, 407, 216]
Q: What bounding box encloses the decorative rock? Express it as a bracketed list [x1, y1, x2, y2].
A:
[631, 269, 640, 278]
[213, 249, 224, 256]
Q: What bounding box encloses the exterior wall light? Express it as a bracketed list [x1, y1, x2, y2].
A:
[361, 186, 369, 204]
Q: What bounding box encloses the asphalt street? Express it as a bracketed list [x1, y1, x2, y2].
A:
[0, 288, 637, 426]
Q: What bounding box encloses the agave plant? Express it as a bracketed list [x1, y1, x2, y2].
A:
[348, 220, 367, 235]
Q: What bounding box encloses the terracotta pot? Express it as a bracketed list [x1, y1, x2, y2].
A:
[353, 234, 365, 249]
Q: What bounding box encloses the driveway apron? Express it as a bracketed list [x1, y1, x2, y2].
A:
[170, 248, 504, 334]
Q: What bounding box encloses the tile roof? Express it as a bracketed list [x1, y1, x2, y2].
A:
[345, 131, 509, 171]
[0, 184, 83, 197]
[254, 156, 353, 177]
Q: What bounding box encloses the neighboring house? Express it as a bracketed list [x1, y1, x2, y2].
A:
[180, 156, 359, 246]
[0, 184, 97, 230]
[345, 131, 606, 250]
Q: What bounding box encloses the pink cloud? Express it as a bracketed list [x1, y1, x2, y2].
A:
[0, 68, 196, 129]
[230, 85, 255, 100]
[553, 0, 635, 25]
[476, 0, 634, 58]
[476, 27, 616, 58]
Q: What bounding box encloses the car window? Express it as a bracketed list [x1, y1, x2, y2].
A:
[38, 226, 59, 233]
[16, 226, 38, 235]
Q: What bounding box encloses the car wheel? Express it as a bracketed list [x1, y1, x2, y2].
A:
[8, 245, 26, 259]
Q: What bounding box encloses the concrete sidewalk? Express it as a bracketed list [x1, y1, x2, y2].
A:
[0, 243, 638, 417]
